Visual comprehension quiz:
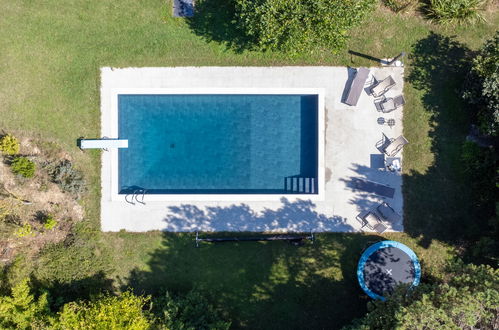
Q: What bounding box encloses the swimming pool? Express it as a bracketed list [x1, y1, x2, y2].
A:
[110, 88, 325, 201]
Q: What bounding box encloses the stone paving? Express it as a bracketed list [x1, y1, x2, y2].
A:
[100, 66, 405, 232]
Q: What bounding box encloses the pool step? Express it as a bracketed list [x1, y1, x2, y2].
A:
[285, 177, 316, 194]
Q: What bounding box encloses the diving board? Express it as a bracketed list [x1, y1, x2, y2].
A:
[80, 139, 128, 150]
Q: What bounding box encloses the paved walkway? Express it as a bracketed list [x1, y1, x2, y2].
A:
[100, 67, 405, 232]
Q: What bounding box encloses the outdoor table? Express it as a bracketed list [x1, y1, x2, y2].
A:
[385, 157, 401, 172]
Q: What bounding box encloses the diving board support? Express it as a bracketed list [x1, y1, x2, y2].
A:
[195, 231, 315, 247]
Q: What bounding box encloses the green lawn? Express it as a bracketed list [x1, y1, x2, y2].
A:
[0, 0, 497, 329]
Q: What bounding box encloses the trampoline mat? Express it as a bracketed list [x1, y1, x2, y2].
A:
[363, 247, 415, 297]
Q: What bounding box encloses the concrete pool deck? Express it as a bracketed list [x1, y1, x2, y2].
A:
[100, 66, 405, 233]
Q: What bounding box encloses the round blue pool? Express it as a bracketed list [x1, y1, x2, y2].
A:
[357, 241, 421, 301]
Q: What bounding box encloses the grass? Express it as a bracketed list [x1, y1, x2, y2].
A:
[27, 231, 453, 329]
[0, 0, 497, 328]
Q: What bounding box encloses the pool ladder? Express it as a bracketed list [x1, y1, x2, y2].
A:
[125, 189, 147, 205]
[285, 177, 316, 194]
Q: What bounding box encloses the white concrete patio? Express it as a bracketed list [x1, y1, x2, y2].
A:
[100, 66, 405, 233]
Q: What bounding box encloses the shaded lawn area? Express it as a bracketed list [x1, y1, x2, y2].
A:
[402, 32, 496, 248]
[26, 231, 453, 330]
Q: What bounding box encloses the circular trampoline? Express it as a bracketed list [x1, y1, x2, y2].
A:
[357, 241, 421, 301]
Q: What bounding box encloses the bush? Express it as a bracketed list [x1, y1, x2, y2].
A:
[425, 0, 486, 25]
[14, 223, 35, 238]
[0, 134, 20, 155]
[462, 32, 499, 136]
[56, 291, 152, 330]
[383, 0, 418, 13]
[234, 0, 376, 54]
[11, 156, 36, 178]
[43, 215, 58, 230]
[0, 279, 51, 329]
[48, 160, 86, 197]
[153, 290, 230, 330]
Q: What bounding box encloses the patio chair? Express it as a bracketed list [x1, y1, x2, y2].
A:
[357, 211, 388, 234]
[376, 202, 402, 223]
[375, 95, 405, 113]
[369, 75, 396, 97]
[381, 135, 409, 157]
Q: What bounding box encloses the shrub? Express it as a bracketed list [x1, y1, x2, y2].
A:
[56, 291, 152, 330]
[48, 160, 86, 197]
[14, 223, 35, 238]
[43, 215, 58, 230]
[153, 290, 231, 330]
[11, 156, 36, 178]
[234, 0, 376, 54]
[0, 279, 51, 329]
[0, 134, 20, 155]
[383, 0, 418, 13]
[425, 0, 486, 25]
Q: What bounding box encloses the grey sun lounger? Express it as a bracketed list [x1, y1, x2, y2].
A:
[345, 67, 371, 106]
[377, 202, 402, 223]
[375, 95, 405, 113]
[350, 178, 395, 198]
[370, 75, 396, 97]
[383, 135, 409, 157]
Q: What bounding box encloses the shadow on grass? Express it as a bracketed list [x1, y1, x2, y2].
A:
[186, 0, 253, 52]
[123, 232, 383, 329]
[30, 271, 114, 309]
[403, 32, 485, 248]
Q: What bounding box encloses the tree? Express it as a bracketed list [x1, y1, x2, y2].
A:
[0, 279, 52, 329]
[463, 31, 499, 137]
[344, 262, 499, 329]
[153, 290, 230, 330]
[234, 0, 376, 54]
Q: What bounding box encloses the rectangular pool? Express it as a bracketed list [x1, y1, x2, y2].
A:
[111, 89, 324, 201]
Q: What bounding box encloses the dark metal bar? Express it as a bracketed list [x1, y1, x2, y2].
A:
[195, 231, 314, 247]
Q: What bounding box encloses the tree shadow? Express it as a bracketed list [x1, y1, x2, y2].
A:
[186, 0, 254, 52]
[124, 231, 383, 329]
[30, 271, 114, 309]
[160, 198, 353, 232]
[403, 32, 478, 248]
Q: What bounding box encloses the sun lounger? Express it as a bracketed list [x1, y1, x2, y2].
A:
[350, 178, 395, 198]
[370, 75, 396, 97]
[357, 211, 388, 233]
[79, 139, 128, 150]
[375, 95, 405, 113]
[376, 202, 402, 222]
[345, 67, 371, 106]
[383, 135, 408, 157]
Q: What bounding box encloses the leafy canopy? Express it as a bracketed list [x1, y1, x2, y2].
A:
[463, 31, 499, 136]
[344, 262, 499, 329]
[234, 0, 376, 54]
[0, 280, 230, 330]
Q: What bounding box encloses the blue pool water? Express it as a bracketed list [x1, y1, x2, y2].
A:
[118, 94, 318, 194]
